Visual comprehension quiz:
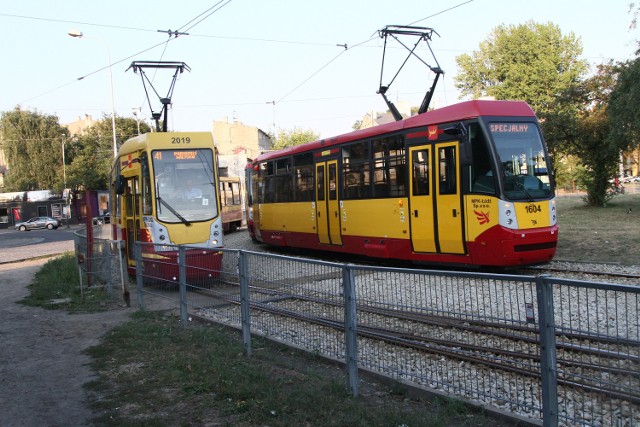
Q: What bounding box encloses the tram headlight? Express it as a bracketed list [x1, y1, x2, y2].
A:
[505, 209, 512, 216]
[159, 235, 166, 241]
[507, 218, 513, 225]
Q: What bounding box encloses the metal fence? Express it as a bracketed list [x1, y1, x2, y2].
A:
[73, 230, 129, 305]
[131, 242, 639, 427]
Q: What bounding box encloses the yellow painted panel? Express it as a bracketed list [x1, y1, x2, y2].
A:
[340, 199, 408, 239]
[164, 221, 214, 245]
[514, 202, 552, 229]
[259, 202, 316, 233]
[464, 195, 499, 241]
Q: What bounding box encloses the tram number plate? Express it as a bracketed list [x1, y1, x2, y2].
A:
[171, 137, 191, 144]
[525, 204, 542, 214]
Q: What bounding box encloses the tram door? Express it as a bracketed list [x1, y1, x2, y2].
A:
[409, 143, 465, 254]
[123, 177, 140, 267]
[315, 160, 342, 246]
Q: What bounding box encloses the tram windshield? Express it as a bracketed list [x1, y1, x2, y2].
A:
[488, 122, 552, 201]
[151, 148, 219, 223]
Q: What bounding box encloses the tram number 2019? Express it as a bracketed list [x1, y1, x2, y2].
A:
[171, 137, 191, 144]
[525, 204, 542, 214]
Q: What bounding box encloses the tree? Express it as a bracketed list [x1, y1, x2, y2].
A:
[607, 57, 640, 151]
[567, 62, 625, 206]
[454, 21, 589, 155]
[0, 107, 69, 192]
[66, 115, 151, 191]
[271, 127, 320, 150]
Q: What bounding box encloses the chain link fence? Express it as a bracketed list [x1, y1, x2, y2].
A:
[131, 242, 639, 427]
[73, 230, 129, 306]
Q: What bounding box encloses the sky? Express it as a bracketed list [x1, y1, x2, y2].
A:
[1, 0, 638, 140]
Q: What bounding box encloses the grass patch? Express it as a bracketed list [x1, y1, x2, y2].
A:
[19, 252, 117, 313]
[555, 192, 640, 265]
[85, 312, 515, 427]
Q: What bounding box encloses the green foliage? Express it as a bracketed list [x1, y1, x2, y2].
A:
[608, 56, 640, 151]
[455, 21, 587, 104]
[454, 20, 588, 155]
[272, 127, 320, 150]
[0, 107, 69, 191]
[66, 115, 151, 191]
[554, 155, 585, 191]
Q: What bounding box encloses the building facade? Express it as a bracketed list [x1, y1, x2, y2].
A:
[212, 117, 271, 159]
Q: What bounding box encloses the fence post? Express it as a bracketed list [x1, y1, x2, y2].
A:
[343, 264, 359, 397]
[105, 239, 113, 295]
[178, 246, 188, 326]
[75, 234, 85, 301]
[536, 275, 559, 427]
[136, 242, 144, 310]
[238, 250, 252, 356]
[118, 240, 130, 307]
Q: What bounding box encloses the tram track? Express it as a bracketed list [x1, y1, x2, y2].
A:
[190, 281, 640, 405]
[517, 264, 640, 281]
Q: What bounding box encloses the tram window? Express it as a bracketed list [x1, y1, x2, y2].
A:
[342, 141, 371, 199]
[372, 135, 406, 198]
[439, 147, 457, 195]
[328, 163, 337, 200]
[412, 150, 430, 196]
[231, 182, 241, 204]
[293, 153, 314, 202]
[316, 165, 325, 201]
[275, 175, 292, 203]
[276, 158, 291, 174]
[125, 178, 137, 216]
[140, 153, 152, 215]
[469, 124, 496, 194]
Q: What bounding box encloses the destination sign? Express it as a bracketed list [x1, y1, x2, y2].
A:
[489, 123, 530, 133]
[153, 150, 202, 161]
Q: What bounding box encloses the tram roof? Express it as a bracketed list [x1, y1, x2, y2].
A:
[117, 131, 215, 157]
[255, 100, 536, 162]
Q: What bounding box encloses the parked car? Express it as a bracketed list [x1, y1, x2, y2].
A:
[92, 212, 111, 225]
[14, 216, 61, 231]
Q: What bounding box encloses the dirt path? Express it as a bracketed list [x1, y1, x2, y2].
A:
[0, 258, 135, 427]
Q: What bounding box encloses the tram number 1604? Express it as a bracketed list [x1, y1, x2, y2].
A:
[525, 204, 542, 214]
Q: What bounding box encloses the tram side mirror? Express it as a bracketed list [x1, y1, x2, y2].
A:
[443, 122, 467, 137]
[115, 175, 126, 195]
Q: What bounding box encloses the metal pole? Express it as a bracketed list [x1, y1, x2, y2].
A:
[61, 136, 70, 228]
[238, 250, 252, 356]
[106, 45, 117, 157]
[536, 275, 559, 427]
[178, 246, 188, 326]
[343, 264, 359, 397]
[67, 30, 117, 157]
[136, 242, 144, 310]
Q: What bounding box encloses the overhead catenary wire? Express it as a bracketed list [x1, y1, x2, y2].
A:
[9, 0, 475, 126]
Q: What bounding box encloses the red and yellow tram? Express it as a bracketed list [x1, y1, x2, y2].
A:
[111, 132, 224, 280]
[247, 100, 557, 267]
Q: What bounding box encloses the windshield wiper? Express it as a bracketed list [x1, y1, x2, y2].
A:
[515, 180, 535, 202]
[157, 197, 191, 226]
